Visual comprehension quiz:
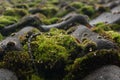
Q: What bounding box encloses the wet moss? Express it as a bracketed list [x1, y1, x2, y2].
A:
[24, 28, 82, 79]
[64, 49, 120, 80]
[0, 16, 18, 28]
[2, 51, 33, 80]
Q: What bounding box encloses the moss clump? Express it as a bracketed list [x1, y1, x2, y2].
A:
[78, 5, 95, 17]
[105, 31, 120, 47]
[0, 33, 3, 41]
[2, 51, 32, 80]
[64, 49, 120, 80]
[3, 8, 28, 18]
[41, 7, 58, 18]
[42, 17, 59, 25]
[82, 39, 97, 53]
[92, 23, 120, 33]
[92, 22, 111, 33]
[24, 28, 82, 79]
[70, 2, 84, 9]
[14, 4, 29, 9]
[0, 16, 18, 28]
[31, 74, 44, 80]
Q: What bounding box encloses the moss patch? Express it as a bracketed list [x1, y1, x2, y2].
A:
[3, 8, 28, 18]
[64, 49, 120, 80]
[1, 51, 32, 80]
[0, 16, 18, 28]
[24, 28, 82, 79]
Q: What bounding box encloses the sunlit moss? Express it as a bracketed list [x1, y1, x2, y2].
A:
[64, 49, 120, 80]
[24, 28, 82, 79]
[0, 16, 18, 28]
[3, 8, 28, 18]
[2, 51, 33, 80]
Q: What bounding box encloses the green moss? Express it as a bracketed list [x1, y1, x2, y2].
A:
[42, 17, 59, 25]
[92, 22, 111, 33]
[78, 5, 95, 17]
[105, 31, 120, 46]
[3, 8, 28, 18]
[0, 33, 3, 41]
[82, 39, 97, 53]
[24, 28, 82, 79]
[109, 24, 120, 31]
[14, 4, 29, 9]
[70, 2, 84, 9]
[64, 49, 120, 80]
[31, 74, 44, 80]
[41, 7, 58, 18]
[2, 51, 33, 80]
[0, 16, 18, 28]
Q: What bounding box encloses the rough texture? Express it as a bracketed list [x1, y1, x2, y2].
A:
[0, 68, 18, 80]
[83, 65, 120, 80]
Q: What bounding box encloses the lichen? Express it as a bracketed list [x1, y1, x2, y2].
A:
[64, 49, 120, 80]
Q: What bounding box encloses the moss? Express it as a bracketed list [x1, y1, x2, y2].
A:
[64, 49, 120, 80]
[82, 39, 97, 53]
[3, 8, 28, 18]
[0, 16, 18, 28]
[42, 17, 60, 25]
[14, 4, 29, 9]
[92, 22, 111, 33]
[78, 5, 95, 17]
[105, 31, 120, 47]
[109, 24, 120, 31]
[31, 74, 44, 80]
[41, 7, 58, 18]
[70, 2, 84, 9]
[2, 51, 33, 80]
[24, 28, 82, 79]
[0, 33, 3, 41]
